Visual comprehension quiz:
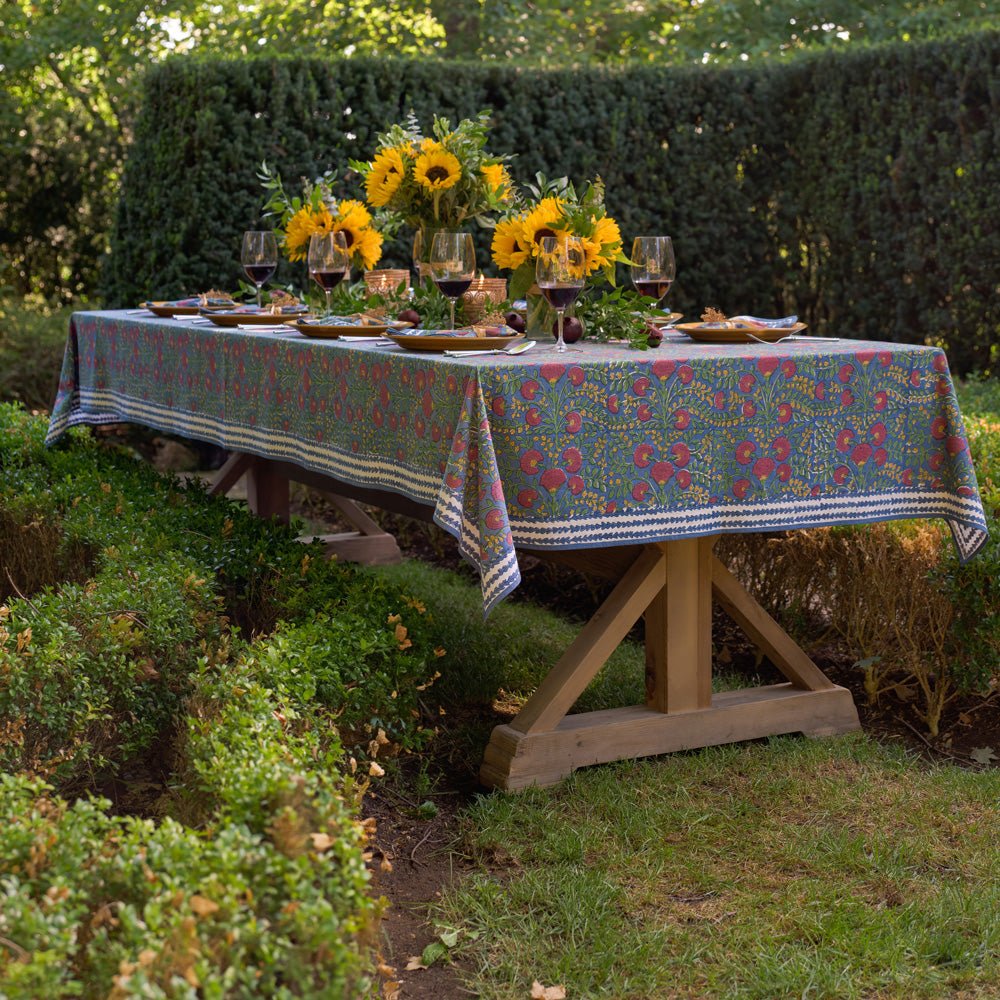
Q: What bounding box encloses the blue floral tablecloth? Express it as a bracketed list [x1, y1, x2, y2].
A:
[48, 312, 989, 614]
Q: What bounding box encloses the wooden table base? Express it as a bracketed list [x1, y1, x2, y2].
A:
[212, 454, 861, 791]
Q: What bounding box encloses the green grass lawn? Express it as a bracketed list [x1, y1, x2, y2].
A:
[375, 559, 1000, 1000]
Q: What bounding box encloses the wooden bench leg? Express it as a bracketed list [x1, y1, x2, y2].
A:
[297, 492, 402, 566]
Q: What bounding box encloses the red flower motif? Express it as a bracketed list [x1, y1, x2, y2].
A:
[851, 443, 873, 464]
[568, 475, 585, 495]
[634, 442, 654, 468]
[777, 463, 791, 482]
[671, 442, 691, 467]
[879, 351, 892, 367]
[519, 449, 543, 475]
[415, 416, 426, 438]
[757, 357, 779, 377]
[422, 391, 434, 417]
[633, 375, 651, 397]
[735, 440, 756, 465]
[936, 378, 950, 397]
[902, 468, 914, 486]
[856, 349, 876, 365]
[833, 465, 850, 484]
[674, 408, 691, 430]
[565, 411, 583, 433]
[739, 373, 756, 393]
[753, 456, 775, 480]
[415, 370, 426, 391]
[540, 363, 567, 384]
[781, 360, 796, 378]
[637, 403, 652, 422]
[517, 488, 538, 508]
[874, 448, 888, 467]
[772, 436, 791, 461]
[815, 382, 826, 400]
[491, 479, 505, 502]
[607, 394, 620, 413]
[874, 390, 887, 411]
[520, 379, 540, 400]
[933, 353, 948, 373]
[651, 461, 674, 484]
[733, 478, 751, 499]
[678, 365, 694, 384]
[838, 364, 853, 384]
[946, 435, 967, 455]
[568, 365, 586, 386]
[447, 374, 458, 393]
[632, 482, 650, 501]
[540, 468, 567, 492]
[606, 501, 617, 513]
[485, 509, 505, 531]
[526, 407, 542, 427]
[841, 389, 854, 406]
[929, 451, 945, 471]
[777, 402, 793, 424]
[910, 370, 921, 388]
[713, 392, 726, 410]
[652, 359, 676, 379]
[836, 428, 855, 452]
[742, 401, 756, 418]
[562, 446, 583, 473]
[445, 472, 463, 490]
[930, 416, 947, 439]
[869, 421, 887, 445]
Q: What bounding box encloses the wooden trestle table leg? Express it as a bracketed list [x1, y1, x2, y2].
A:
[479, 536, 860, 791]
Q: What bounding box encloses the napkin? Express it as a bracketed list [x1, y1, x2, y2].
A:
[726, 314, 799, 329]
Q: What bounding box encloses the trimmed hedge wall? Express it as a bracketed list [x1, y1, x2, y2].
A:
[104, 34, 1000, 373]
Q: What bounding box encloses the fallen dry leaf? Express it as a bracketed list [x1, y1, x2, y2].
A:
[310, 832, 333, 852]
[189, 895, 219, 917]
[530, 981, 566, 999]
[405, 956, 426, 971]
[970, 746, 997, 766]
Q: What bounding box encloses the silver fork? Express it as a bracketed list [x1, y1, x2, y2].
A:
[743, 331, 840, 345]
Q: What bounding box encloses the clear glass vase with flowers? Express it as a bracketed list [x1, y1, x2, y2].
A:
[491, 174, 629, 341]
[258, 163, 389, 311]
[350, 111, 513, 282]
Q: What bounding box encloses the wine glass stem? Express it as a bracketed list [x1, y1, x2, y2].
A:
[324, 290, 332, 316]
[256, 284, 262, 308]
[449, 297, 457, 330]
[556, 309, 566, 353]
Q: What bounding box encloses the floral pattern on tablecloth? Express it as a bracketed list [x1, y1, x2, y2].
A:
[48, 313, 988, 614]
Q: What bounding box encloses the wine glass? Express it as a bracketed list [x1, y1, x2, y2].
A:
[536, 235, 586, 354]
[429, 231, 476, 330]
[630, 236, 676, 311]
[241, 230, 278, 308]
[307, 232, 350, 318]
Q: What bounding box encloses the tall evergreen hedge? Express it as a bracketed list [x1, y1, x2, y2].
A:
[105, 33, 1000, 373]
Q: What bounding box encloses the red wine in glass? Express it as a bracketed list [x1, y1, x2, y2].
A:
[244, 262, 276, 285]
[433, 277, 473, 298]
[633, 278, 673, 301]
[539, 283, 583, 310]
[312, 269, 346, 292]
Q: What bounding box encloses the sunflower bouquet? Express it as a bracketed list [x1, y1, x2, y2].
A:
[491, 174, 628, 300]
[258, 163, 384, 271]
[350, 111, 512, 231]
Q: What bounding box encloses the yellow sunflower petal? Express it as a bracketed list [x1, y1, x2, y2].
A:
[413, 149, 462, 192]
[491, 216, 529, 270]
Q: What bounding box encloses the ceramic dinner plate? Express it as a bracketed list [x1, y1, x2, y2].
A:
[675, 322, 807, 343]
[646, 311, 685, 327]
[290, 319, 390, 338]
[206, 308, 310, 327]
[388, 331, 524, 353]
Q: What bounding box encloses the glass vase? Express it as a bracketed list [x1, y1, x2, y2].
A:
[525, 284, 557, 339]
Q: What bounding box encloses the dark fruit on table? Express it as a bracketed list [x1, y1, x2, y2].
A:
[646, 324, 664, 348]
[397, 307, 421, 325]
[551, 315, 583, 344]
[504, 311, 526, 333]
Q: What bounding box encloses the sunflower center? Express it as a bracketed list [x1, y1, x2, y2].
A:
[339, 230, 355, 248]
[426, 166, 450, 182]
[534, 227, 557, 241]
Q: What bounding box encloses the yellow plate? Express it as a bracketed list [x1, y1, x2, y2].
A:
[388, 331, 524, 353]
[291, 320, 390, 338]
[206, 309, 309, 327]
[647, 312, 684, 327]
[675, 322, 807, 343]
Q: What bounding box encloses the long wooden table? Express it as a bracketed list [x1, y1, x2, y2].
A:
[47, 313, 989, 789]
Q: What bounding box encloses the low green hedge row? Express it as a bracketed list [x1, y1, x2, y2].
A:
[0, 403, 445, 996]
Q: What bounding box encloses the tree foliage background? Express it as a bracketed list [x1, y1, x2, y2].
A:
[2, 0, 997, 300]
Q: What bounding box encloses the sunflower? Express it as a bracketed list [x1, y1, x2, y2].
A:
[352, 227, 384, 271]
[590, 215, 622, 262]
[480, 163, 509, 199]
[491, 215, 529, 270]
[337, 199, 372, 230]
[283, 205, 333, 262]
[365, 147, 406, 208]
[413, 149, 462, 192]
[579, 235, 604, 275]
[521, 197, 567, 253]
